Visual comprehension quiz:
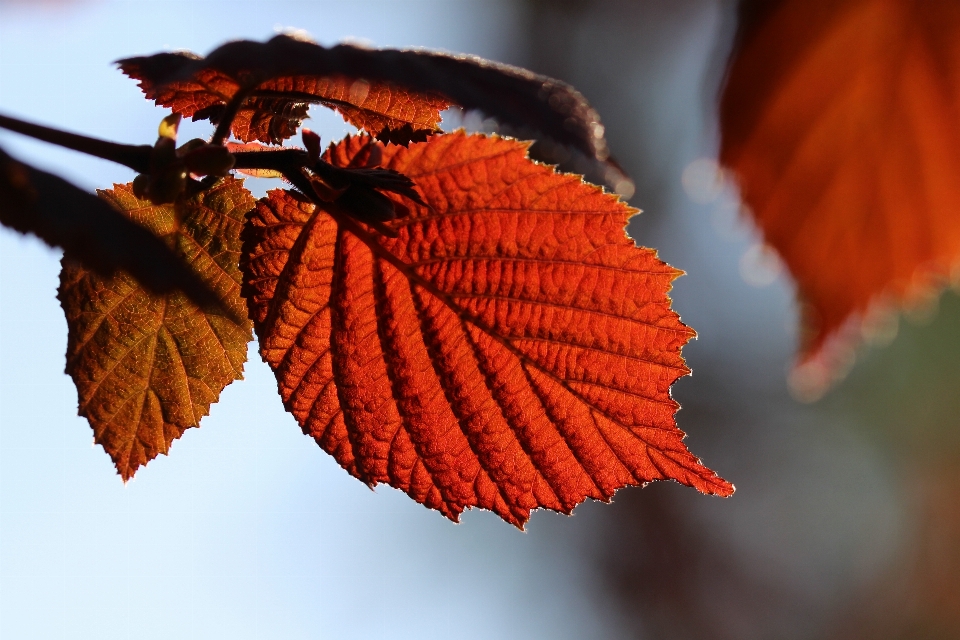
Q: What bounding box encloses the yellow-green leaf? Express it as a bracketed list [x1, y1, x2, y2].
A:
[58, 178, 254, 480]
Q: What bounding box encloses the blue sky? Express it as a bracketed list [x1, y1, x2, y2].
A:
[2, 3, 920, 637]
[0, 2, 621, 638]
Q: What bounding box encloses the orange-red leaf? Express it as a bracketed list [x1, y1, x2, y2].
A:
[58, 179, 254, 480]
[117, 36, 625, 191]
[721, 0, 960, 393]
[119, 53, 447, 145]
[242, 132, 732, 527]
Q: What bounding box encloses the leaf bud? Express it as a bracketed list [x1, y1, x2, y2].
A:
[149, 164, 188, 204]
[132, 174, 151, 199]
[157, 113, 182, 141]
[337, 184, 396, 223]
[302, 129, 321, 162]
[182, 144, 236, 177]
[176, 138, 207, 157]
[151, 137, 178, 171]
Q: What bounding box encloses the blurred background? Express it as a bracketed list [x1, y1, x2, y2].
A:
[2, 1, 958, 638]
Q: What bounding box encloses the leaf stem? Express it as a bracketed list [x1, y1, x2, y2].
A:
[231, 149, 310, 171]
[0, 113, 152, 173]
[211, 86, 256, 146]
[278, 168, 319, 202]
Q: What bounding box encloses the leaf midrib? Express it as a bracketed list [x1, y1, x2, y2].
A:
[327, 204, 691, 452]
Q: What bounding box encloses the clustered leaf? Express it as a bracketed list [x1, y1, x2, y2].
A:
[0, 145, 222, 308]
[117, 35, 625, 187]
[119, 50, 448, 146]
[58, 179, 254, 479]
[242, 133, 732, 527]
[0, 35, 732, 524]
[721, 0, 960, 393]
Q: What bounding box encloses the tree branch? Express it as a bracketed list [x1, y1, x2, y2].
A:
[0, 113, 152, 173]
[210, 86, 256, 145]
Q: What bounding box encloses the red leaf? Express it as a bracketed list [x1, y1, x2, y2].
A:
[119, 50, 446, 145]
[242, 133, 732, 527]
[721, 0, 960, 395]
[116, 36, 628, 193]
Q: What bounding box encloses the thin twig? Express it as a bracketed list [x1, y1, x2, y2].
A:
[231, 149, 310, 171]
[210, 86, 256, 146]
[0, 113, 152, 173]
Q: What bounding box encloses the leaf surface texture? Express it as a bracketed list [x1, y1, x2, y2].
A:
[242, 133, 732, 527]
[117, 35, 620, 186]
[119, 46, 447, 145]
[0, 146, 221, 307]
[58, 179, 254, 479]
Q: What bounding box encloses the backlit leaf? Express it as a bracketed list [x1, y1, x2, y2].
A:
[0, 145, 223, 309]
[117, 35, 624, 190]
[58, 178, 254, 480]
[720, 0, 960, 395]
[119, 45, 447, 145]
[242, 132, 732, 527]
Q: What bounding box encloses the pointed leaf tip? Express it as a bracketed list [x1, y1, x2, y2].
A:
[242, 132, 731, 526]
[119, 36, 626, 189]
[59, 178, 254, 479]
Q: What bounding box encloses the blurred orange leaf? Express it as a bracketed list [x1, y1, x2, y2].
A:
[58, 179, 254, 479]
[721, 0, 960, 393]
[242, 132, 732, 527]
